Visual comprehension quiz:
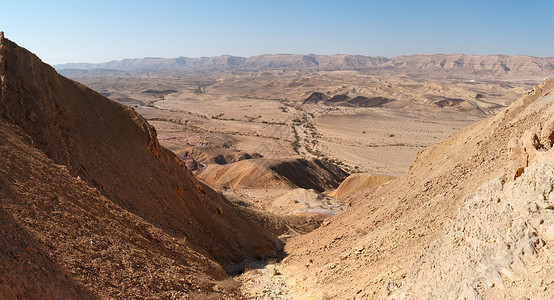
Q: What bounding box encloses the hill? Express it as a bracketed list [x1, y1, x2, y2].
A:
[0, 32, 281, 298]
[199, 158, 348, 192]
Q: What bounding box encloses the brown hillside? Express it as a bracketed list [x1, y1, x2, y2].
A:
[303, 92, 329, 104]
[199, 157, 348, 192]
[175, 146, 256, 167]
[329, 173, 396, 200]
[0, 119, 226, 298]
[0, 32, 277, 298]
[281, 77, 554, 299]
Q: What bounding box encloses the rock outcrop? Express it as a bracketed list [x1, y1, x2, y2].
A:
[403, 159, 554, 299]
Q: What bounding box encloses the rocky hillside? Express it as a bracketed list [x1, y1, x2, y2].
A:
[56, 53, 554, 78]
[280, 77, 554, 299]
[0, 32, 279, 298]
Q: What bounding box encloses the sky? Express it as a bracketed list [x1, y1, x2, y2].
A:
[2, 0, 553, 65]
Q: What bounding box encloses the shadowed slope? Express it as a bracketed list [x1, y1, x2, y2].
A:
[0, 120, 225, 298]
[199, 158, 348, 192]
[0, 32, 277, 298]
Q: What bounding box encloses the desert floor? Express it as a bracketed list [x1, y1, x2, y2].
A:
[73, 70, 537, 175]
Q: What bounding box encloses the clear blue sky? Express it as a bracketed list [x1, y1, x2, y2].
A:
[2, 0, 553, 64]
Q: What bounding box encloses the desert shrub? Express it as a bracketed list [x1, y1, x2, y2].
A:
[218, 278, 241, 293]
[197, 274, 213, 291]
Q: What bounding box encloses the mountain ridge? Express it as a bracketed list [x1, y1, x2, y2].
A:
[54, 53, 554, 78]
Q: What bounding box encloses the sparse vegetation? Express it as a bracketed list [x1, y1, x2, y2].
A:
[197, 274, 213, 291]
[217, 278, 241, 294]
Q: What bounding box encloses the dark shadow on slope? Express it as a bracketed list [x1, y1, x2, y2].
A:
[347, 96, 392, 107]
[224, 249, 288, 276]
[269, 158, 349, 192]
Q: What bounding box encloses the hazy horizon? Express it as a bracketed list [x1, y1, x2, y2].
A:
[52, 51, 554, 67]
[4, 0, 553, 65]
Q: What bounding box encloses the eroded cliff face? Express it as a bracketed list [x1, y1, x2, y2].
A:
[0, 33, 276, 298]
[280, 78, 554, 299]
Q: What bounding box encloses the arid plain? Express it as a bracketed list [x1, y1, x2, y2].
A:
[61, 67, 538, 177]
[57, 60, 547, 223]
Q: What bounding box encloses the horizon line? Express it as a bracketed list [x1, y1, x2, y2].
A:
[53, 52, 554, 66]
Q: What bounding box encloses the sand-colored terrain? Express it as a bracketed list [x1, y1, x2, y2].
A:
[63, 68, 540, 176]
[60, 68, 541, 221]
[5, 28, 554, 299]
[330, 173, 396, 200]
[279, 78, 554, 299]
[55, 57, 554, 299]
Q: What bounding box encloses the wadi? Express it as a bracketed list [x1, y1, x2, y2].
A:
[2, 29, 554, 299]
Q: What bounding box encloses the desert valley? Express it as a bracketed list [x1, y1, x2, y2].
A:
[3, 27, 554, 300]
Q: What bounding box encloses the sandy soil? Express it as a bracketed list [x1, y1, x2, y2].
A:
[311, 106, 480, 176]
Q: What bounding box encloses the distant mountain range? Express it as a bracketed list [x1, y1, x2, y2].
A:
[55, 53, 554, 78]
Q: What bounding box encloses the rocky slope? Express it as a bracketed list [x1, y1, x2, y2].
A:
[280, 77, 554, 299]
[56, 53, 554, 78]
[0, 32, 280, 298]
